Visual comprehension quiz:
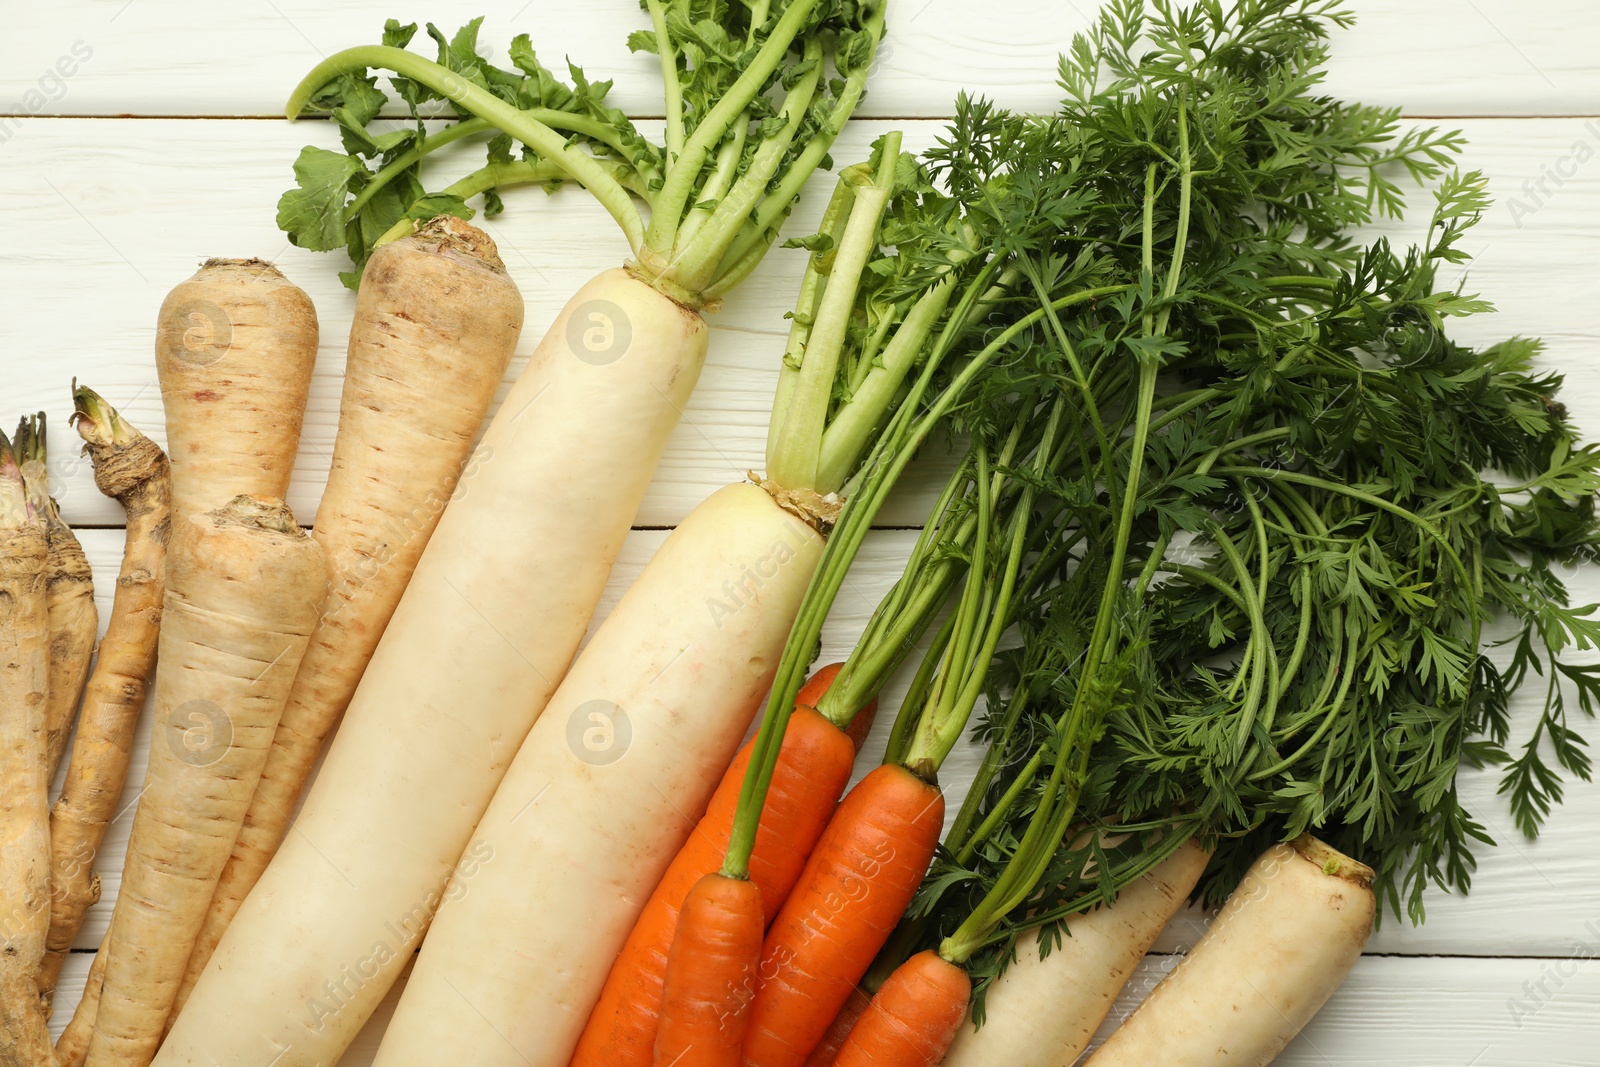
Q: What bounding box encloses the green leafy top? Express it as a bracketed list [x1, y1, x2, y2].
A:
[280, 3, 885, 299]
[752, 0, 1600, 1016]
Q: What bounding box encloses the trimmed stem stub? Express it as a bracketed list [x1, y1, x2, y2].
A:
[405, 216, 508, 273]
[210, 494, 302, 536]
[1290, 834, 1374, 887]
[749, 473, 841, 535]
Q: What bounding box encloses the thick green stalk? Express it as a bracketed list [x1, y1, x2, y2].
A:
[643, 0, 821, 260]
[765, 140, 901, 491]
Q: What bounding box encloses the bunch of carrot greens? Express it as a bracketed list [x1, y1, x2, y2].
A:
[639, 1, 1600, 1064]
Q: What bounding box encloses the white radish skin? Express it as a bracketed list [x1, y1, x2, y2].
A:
[370, 482, 823, 1067]
[154, 259, 318, 520]
[157, 268, 708, 1067]
[1084, 836, 1375, 1067]
[942, 839, 1210, 1067]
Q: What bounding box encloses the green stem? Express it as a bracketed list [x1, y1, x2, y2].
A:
[644, 0, 820, 260]
[765, 142, 901, 491]
[288, 46, 644, 252]
[669, 44, 824, 293]
[815, 279, 956, 493]
[374, 158, 633, 247]
[645, 0, 685, 166]
[347, 116, 491, 217]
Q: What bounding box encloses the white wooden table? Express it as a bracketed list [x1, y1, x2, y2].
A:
[5, 3, 1599, 1063]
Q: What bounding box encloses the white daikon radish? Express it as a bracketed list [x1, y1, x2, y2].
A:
[943, 839, 1211, 1067]
[1084, 836, 1374, 1067]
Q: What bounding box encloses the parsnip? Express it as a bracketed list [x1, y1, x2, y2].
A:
[155, 258, 318, 520]
[42, 390, 170, 1006]
[14, 414, 99, 778]
[176, 216, 521, 1011]
[85, 497, 325, 1067]
[0, 430, 57, 1066]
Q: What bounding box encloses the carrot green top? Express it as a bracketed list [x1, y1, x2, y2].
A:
[281, 3, 885, 301]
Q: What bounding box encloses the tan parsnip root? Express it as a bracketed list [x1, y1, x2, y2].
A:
[1085, 836, 1375, 1067]
[41, 389, 171, 1007]
[57, 933, 108, 1067]
[85, 497, 325, 1067]
[175, 217, 521, 1013]
[15, 413, 99, 779]
[155, 258, 318, 520]
[942, 840, 1210, 1067]
[0, 430, 57, 1067]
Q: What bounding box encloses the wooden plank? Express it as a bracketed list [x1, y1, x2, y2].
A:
[6, 117, 1600, 529]
[48, 950, 1600, 1062]
[55, 528, 1600, 960]
[3, 2, 1597, 121]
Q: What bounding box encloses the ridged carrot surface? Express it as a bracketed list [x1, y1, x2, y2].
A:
[571, 667, 870, 1067]
[832, 951, 971, 1067]
[654, 874, 766, 1067]
[741, 765, 945, 1067]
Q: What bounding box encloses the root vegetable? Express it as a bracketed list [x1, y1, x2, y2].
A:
[654, 873, 766, 1067]
[742, 765, 947, 1067]
[175, 215, 521, 1012]
[831, 951, 969, 1067]
[1083, 836, 1374, 1067]
[941, 840, 1211, 1067]
[15, 414, 99, 778]
[572, 683, 868, 1067]
[41, 389, 170, 1007]
[365, 482, 821, 1067]
[84, 497, 325, 1067]
[160, 271, 704, 1067]
[0, 430, 57, 1066]
[155, 258, 318, 520]
[55, 932, 107, 1067]
[162, 8, 886, 1061]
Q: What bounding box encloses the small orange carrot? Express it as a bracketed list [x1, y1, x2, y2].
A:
[572, 666, 871, 1067]
[654, 874, 766, 1067]
[803, 986, 872, 1067]
[741, 764, 945, 1067]
[831, 950, 970, 1067]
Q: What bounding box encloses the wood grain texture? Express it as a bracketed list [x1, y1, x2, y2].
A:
[11, 2, 1600, 1058]
[2, 2, 1597, 119]
[46, 951, 1600, 1064]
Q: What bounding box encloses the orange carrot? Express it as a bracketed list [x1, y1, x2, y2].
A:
[572, 667, 871, 1067]
[831, 951, 970, 1067]
[654, 874, 766, 1067]
[796, 664, 879, 752]
[803, 987, 872, 1067]
[741, 764, 945, 1067]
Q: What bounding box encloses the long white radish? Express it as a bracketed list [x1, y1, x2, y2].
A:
[0, 433, 56, 1067]
[1084, 836, 1375, 1067]
[942, 840, 1210, 1067]
[175, 216, 522, 1012]
[154, 259, 318, 520]
[370, 483, 821, 1067]
[156, 269, 706, 1067]
[85, 497, 325, 1067]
